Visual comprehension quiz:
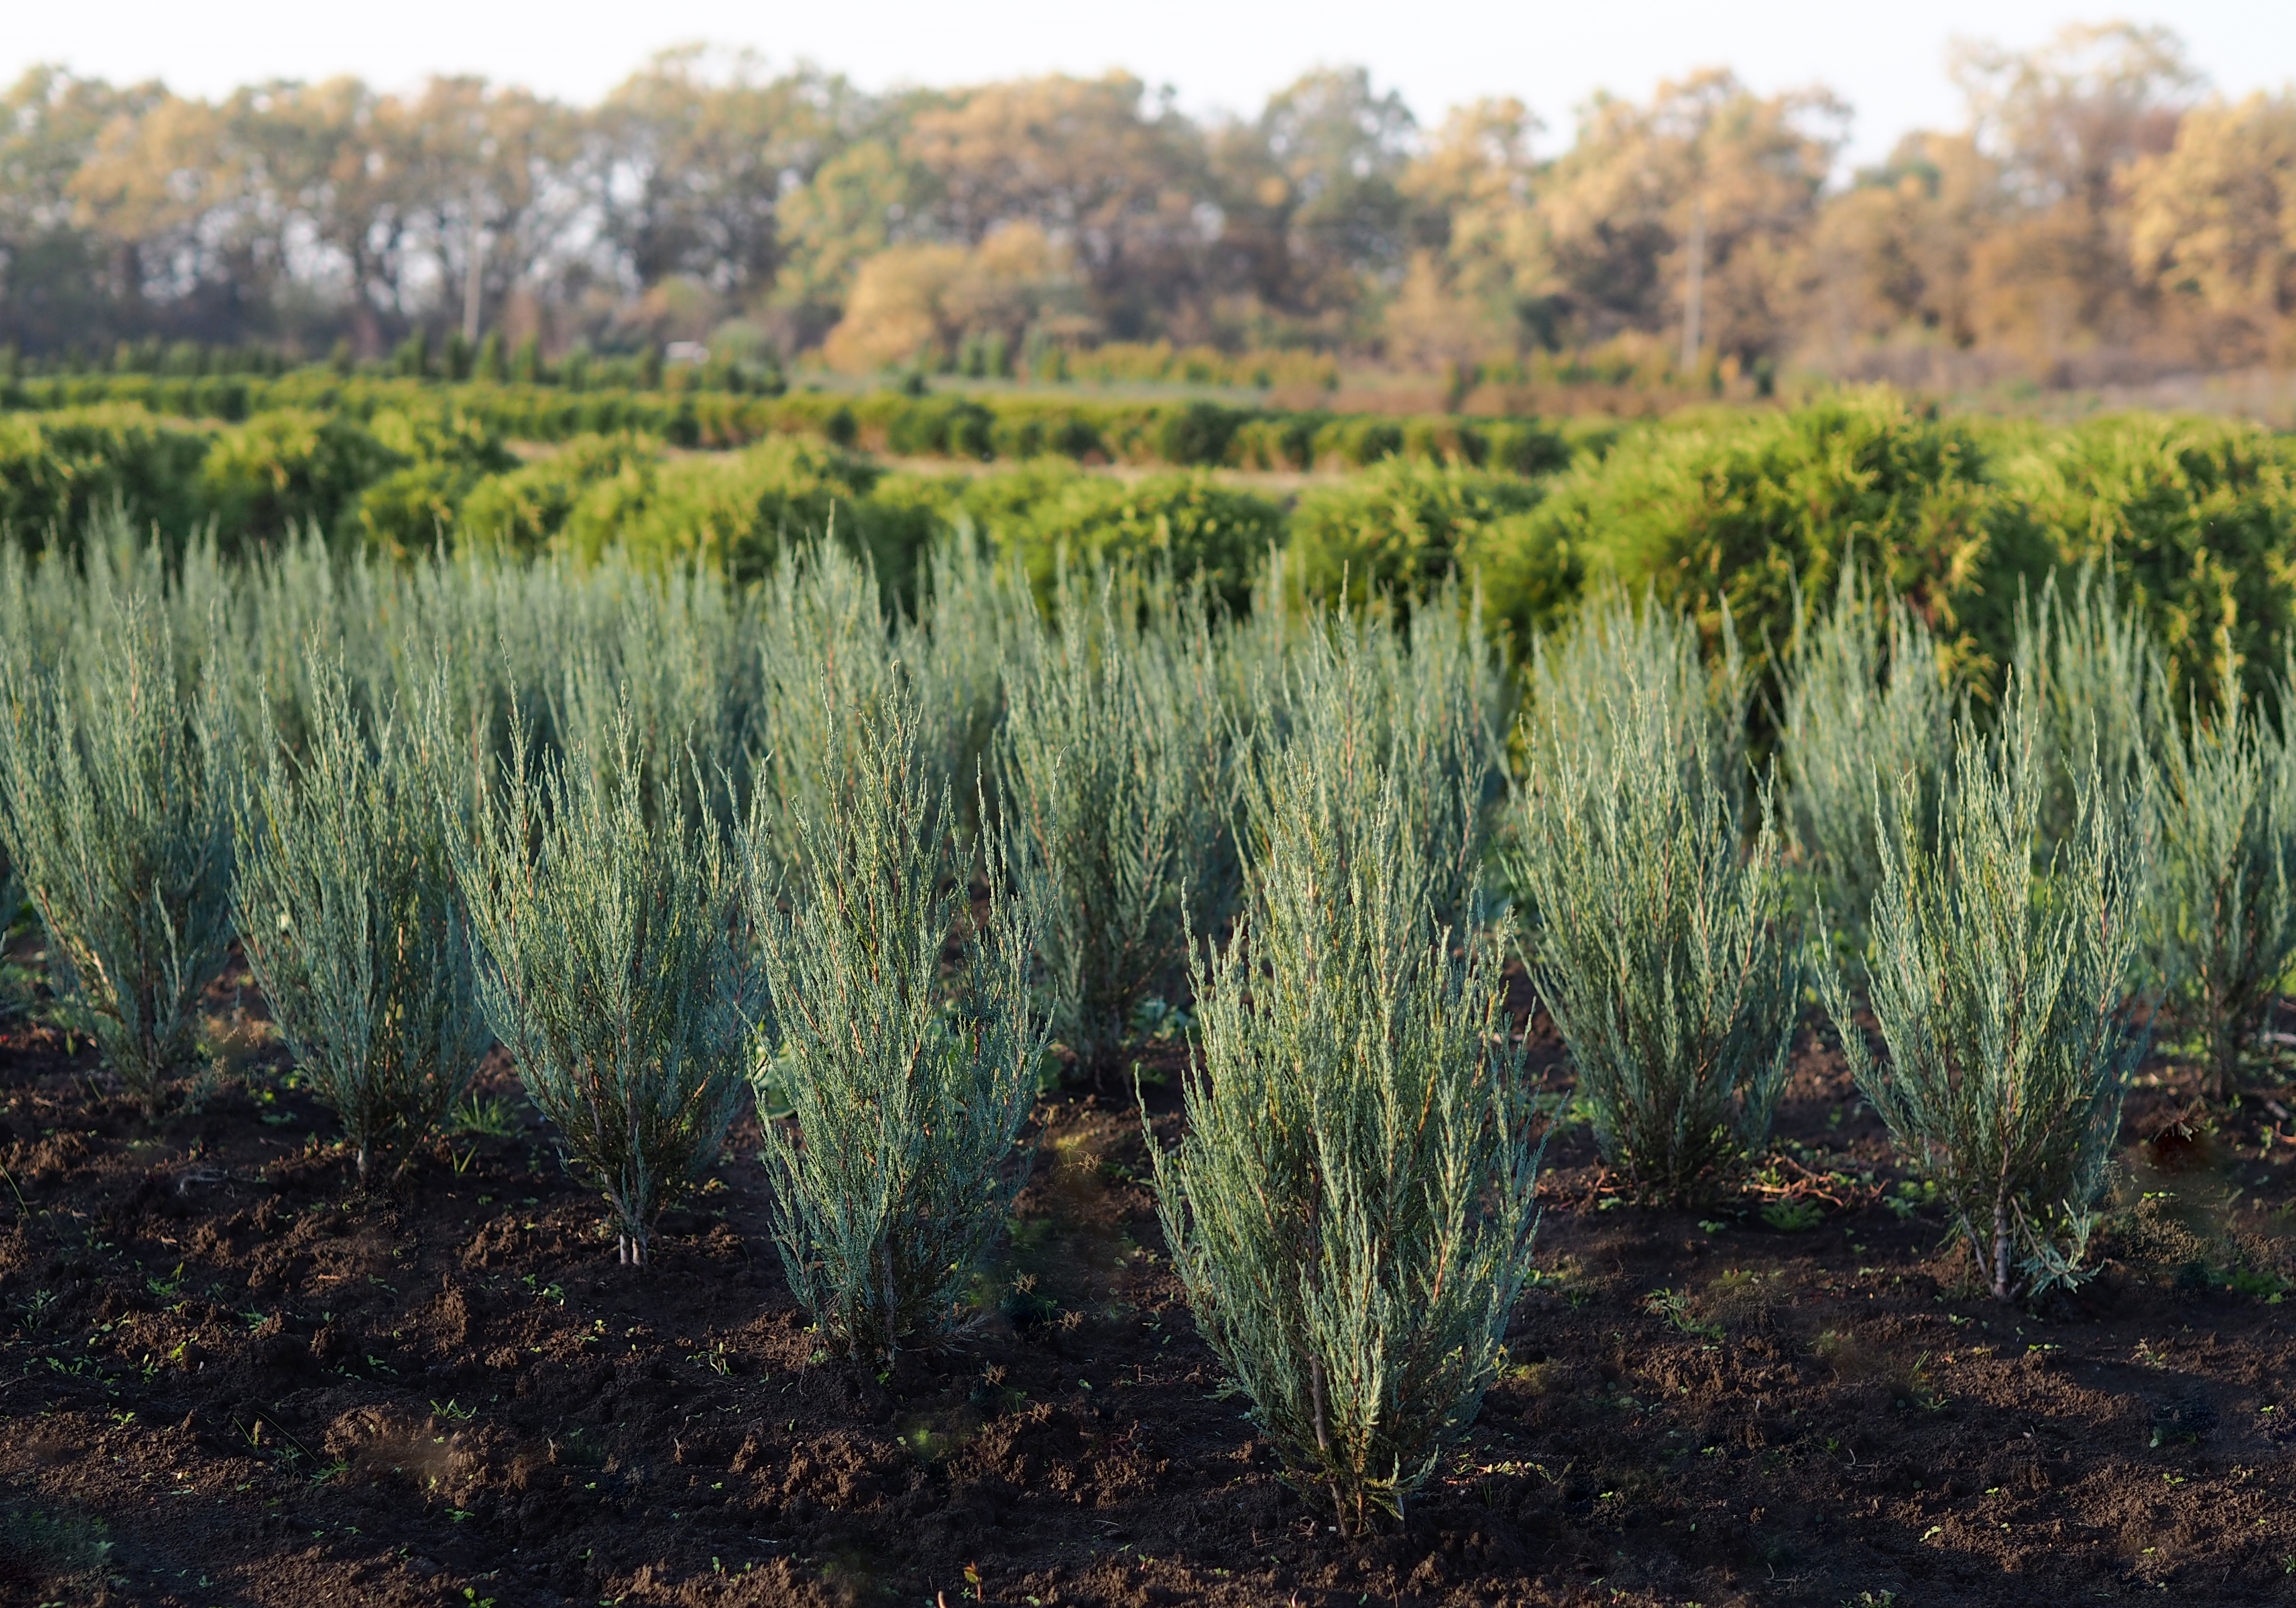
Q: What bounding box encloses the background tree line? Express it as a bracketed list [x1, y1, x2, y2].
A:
[2, 21, 2291, 388]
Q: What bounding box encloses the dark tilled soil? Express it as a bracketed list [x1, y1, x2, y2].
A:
[2, 961, 2293, 1607]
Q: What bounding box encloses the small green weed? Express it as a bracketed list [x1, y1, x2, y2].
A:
[1892, 1352, 1945, 1411]
[1761, 1200, 1824, 1233]
[2226, 1266, 2291, 1304]
[18, 1287, 60, 1331]
[0, 1500, 113, 1574]
[452, 1094, 519, 1139]
[1883, 1179, 1939, 1220]
[1643, 1287, 1722, 1340]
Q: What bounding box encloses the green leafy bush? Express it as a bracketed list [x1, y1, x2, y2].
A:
[198, 408, 400, 550]
[449, 698, 754, 1264]
[1314, 415, 1403, 467]
[0, 404, 212, 553]
[457, 432, 661, 557]
[999, 570, 1232, 1070]
[1288, 458, 1543, 610]
[933, 461, 1283, 611]
[1155, 400, 1247, 466]
[0, 601, 237, 1115]
[750, 542, 899, 868]
[8, 369, 1568, 477]
[1509, 654, 1800, 1200]
[881, 395, 997, 458]
[872, 464, 1276, 616]
[1149, 670, 1540, 1531]
[353, 406, 517, 558]
[2012, 568, 2165, 851]
[1500, 392, 2054, 685]
[868, 458, 1044, 536]
[1818, 684, 2147, 1301]
[236, 657, 490, 1187]
[984, 403, 1105, 461]
[2004, 414, 2296, 708]
[2150, 680, 2296, 1100]
[1225, 412, 1326, 472]
[1782, 568, 1955, 955]
[1463, 507, 1587, 658]
[582, 435, 925, 584]
[745, 681, 1045, 1363]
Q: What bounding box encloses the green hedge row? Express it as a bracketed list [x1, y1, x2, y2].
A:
[6, 388, 2292, 706]
[0, 403, 1291, 600]
[0, 372, 1579, 475]
[0, 402, 515, 561]
[1488, 394, 2296, 704]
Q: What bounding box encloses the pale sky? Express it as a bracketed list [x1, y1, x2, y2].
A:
[9, 1, 2294, 168]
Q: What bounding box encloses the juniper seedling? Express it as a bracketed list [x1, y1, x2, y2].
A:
[899, 531, 1040, 826]
[1781, 567, 1955, 958]
[0, 810, 16, 946]
[449, 693, 754, 1264]
[1522, 588, 1749, 822]
[998, 567, 1231, 1071]
[745, 680, 1047, 1364]
[0, 544, 23, 940]
[545, 561, 755, 832]
[1389, 580, 1514, 886]
[1275, 583, 1508, 926]
[750, 540, 898, 872]
[0, 600, 237, 1116]
[1819, 680, 2148, 1302]
[1149, 689, 1541, 1532]
[1508, 685, 1801, 1200]
[2149, 679, 2296, 1100]
[0, 549, 19, 934]
[236, 655, 491, 1190]
[2014, 567, 2164, 851]
[1211, 544, 1307, 733]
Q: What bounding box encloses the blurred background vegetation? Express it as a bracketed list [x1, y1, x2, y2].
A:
[2, 21, 2293, 419]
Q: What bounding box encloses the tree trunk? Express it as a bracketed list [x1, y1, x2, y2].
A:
[1991, 1195, 2015, 1302]
[2205, 997, 2236, 1103]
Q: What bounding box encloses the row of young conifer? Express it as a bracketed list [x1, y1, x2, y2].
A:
[0, 521, 2289, 1530]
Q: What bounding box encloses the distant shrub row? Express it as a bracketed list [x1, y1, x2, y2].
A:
[0, 400, 1552, 607]
[5, 388, 2294, 706]
[0, 373, 1578, 476]
[1507, 395, 2296, 708]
